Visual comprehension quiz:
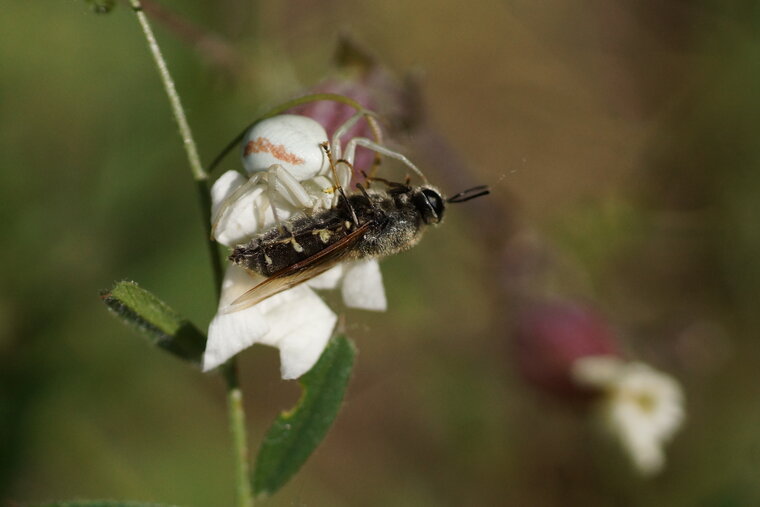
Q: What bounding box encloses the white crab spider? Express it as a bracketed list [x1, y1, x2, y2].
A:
[205, 109, 426, 375]
[210, 111, 427, 247]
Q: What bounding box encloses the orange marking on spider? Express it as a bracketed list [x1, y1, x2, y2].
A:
[244, 137, 305, 165]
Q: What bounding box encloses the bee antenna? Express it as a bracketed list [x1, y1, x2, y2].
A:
[447, 185, 490, 203]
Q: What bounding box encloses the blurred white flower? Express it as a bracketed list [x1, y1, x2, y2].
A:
[202, 168, 386, 377]
[572, 357, 685, 475]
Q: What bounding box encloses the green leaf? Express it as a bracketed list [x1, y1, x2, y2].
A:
[34, 501, 179, 507]
[84, 0, 116, 14]
[253, 335, 357, 498]
[100, 281, 206, 364]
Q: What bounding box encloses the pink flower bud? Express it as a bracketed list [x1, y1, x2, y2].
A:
[513, 301, 621, 399]
[292, 78, 377, 173]
[292, 38, 420, 178]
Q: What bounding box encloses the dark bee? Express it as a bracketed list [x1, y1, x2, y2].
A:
[224, 181, 489, 312]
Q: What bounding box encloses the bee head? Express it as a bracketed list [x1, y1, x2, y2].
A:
[413, 187, 446, 224]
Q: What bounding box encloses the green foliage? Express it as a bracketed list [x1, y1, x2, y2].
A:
[35, 502, 179, 507]
[84, 0, 116, 14]
[253, 336, 356, 498]
[100, 281, 206, 364]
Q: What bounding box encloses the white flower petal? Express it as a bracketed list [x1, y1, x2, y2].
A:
[571, 355, 625, 388]
[211, 170, 247, 216]
[574, 357, 685, 476]
[204, 306, 269, 372]
[203, 265, 337, 378]
[210, 170, 297, 247]
[256, 284, 337, 379]
[216, 264, 261, 307]
[341, 259, 387, 311]
[307, 264, 345, 290]
[203, 265, 271, 371]
[606, 397, 666, 474]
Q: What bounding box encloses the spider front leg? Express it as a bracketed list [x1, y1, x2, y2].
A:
[211, 165, 317, 241]
[266, 164, 317, 209]
[263, 164, 314, 235]
[211, 171, 265, 239]
[330, 110, 383, 160]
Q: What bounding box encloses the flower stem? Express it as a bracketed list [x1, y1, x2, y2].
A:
[129, 2, 251, 505]
[196, 179, 224, 299]
[128, 0, 224, 293]
[129, 0, 205, 181]
[223, 362, 254, 507]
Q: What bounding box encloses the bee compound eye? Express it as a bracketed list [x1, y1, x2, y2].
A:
[417, 188, 445, 223]
[241, 115, 329, 180]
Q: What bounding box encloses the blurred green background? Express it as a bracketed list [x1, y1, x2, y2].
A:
[2, 1, 760, 505]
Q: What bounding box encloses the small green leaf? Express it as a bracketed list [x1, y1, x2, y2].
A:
[34, 501, 179, 507]
[253, 335, 356, 498]
[84, 0, 116, 14]
[100, 281, 206, 364]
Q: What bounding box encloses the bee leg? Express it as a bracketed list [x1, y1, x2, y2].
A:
[343, 137, 429, 184]
[363, 174, 407, 189]
[321, 143, 360, 226]
[318, 159, 355, 208]
[333, 159, 353, 190]
[355, 183, 375, 208]
[359, 169, 372, 189]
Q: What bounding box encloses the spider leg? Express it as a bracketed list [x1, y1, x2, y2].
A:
[321, 143, 359, 226]
[265, 182, 284, 233]
[211, 172, 264, 239]
[334, 159, 353, 189]
[212, 164, 317, 240]
[343, 137, 429, 184]
[268, 164, 315, 209]
[330, 110, 382, 160]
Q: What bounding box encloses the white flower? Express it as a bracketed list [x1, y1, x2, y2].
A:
[572, 357, 685, 475]
[202, 169, 386, 377]
[203, 264, 337, 379]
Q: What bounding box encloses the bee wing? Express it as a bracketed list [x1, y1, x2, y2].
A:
[222, 222, 371, 313]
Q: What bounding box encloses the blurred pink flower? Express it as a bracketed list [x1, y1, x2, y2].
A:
[513, 299, 685, 475]
[513, 301, 620, 399]
[292, 78, 377, 173]
[292, 38, 420, 178]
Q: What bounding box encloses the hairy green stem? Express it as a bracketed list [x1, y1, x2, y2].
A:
[130, 0, 205, 181]
[129, 2, 251, 505]
[196, 179, 224, 299]
[129, 0, 224, 295]
[223, 362, 254, 507]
